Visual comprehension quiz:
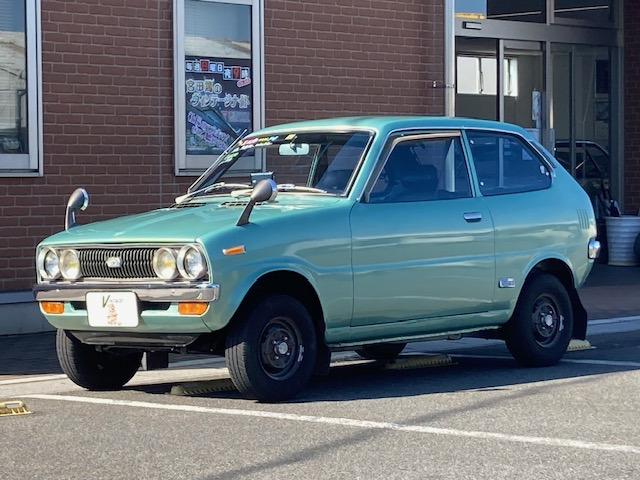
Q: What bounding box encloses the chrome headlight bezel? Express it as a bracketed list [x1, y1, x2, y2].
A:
[177, 244, 207, 280]
[59, 249, 82, 280]
[152, 247, 178, 280]
[38, 247, 61, 281]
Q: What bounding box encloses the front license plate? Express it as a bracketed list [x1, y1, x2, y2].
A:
[86, 292, 139, 327]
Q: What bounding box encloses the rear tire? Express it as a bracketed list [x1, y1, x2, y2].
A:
[225, 295, 317, 402]
[56, 329, 142, 390]
[355, 342, 406, 360]
[504, 274, 573, 367]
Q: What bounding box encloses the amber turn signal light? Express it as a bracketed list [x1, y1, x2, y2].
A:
[177, 302, 208, 315]
[41, 301, 64, 314]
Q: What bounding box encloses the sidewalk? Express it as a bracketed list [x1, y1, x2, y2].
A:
[1, 263, 639, 378]
[578, 263, 640, 320]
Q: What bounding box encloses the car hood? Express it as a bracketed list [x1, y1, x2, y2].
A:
[40, 195, 345, 246]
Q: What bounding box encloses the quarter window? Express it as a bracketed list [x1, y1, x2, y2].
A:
[370, 135, 472, 203]
[467, 132, 551, 196]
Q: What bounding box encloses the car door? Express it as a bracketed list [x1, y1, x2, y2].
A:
[349, 132, 496, 337]
[467, 131, 561, 305]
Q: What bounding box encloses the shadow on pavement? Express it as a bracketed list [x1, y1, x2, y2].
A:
[0, 331, 61, 376]
[124, 345, 639, 404]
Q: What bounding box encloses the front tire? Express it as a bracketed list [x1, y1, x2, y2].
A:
[504, 274, 573, 367]
[225, 295, 317, 402]
[56, 329, 142, 390]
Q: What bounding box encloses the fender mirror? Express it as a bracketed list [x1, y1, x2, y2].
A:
[236, 179, 277, 226]
[65, 188, 89, 230]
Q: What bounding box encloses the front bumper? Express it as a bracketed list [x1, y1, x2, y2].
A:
[34, 282, 220, 303]
[33, 282, 221, 334]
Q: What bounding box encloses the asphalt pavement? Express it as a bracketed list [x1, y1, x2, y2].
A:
[1, 262, 639, 378]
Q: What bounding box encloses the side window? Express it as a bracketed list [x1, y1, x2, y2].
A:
[467, 132, 551, 196]
[369, 135, 472, 203]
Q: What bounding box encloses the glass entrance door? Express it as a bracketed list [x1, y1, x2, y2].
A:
[455, 39, 544, 141]
[503, 42, 543, 135]
[551, 44, 612, 219]
[455, 37, 499, 121]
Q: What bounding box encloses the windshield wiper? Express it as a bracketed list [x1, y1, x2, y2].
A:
[276, 184, 327, 194]
[175, 182, 251, 204]
[180, 130, 248, 201]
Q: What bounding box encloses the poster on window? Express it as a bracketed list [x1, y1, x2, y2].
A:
[185, 55, 252, 155]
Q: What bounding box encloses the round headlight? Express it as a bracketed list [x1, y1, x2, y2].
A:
[177, 245, 206, 280]
[38, 247, 60, 280]
[153, 247, 177, 280]
[59, 249, 81, 280]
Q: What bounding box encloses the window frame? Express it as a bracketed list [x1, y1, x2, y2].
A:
[456, 55, 518, 97]
[0, 0, 42, 176]
[465, 130, 553, 197]
[364, 131, 474, 204]
[173, 0, 264, 176]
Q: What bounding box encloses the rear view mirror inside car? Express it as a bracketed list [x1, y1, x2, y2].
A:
[279, 143, 310, 156]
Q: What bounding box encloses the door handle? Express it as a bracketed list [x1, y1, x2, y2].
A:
[463, 212, 482, 223]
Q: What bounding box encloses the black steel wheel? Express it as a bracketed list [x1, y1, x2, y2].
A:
[225, 295, 317, 402]
[355, 342, 406, 360]
[56, 329, 142, 390]
[259, 315, 304, 381]
[504, 273, 573, 367]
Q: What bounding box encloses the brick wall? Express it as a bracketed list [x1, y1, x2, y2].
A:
[0, 0, 445, 292]
[264, 0, 445, 124]
[625, 0, 640, 214]
[1, 0, 181, 292]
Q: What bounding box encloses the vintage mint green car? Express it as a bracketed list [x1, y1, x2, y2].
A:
[34, 116, 600, 402]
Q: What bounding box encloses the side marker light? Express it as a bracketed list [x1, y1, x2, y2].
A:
[222, 245, 246, 256]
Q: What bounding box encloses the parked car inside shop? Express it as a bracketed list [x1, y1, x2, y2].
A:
[34, 117, 600, 402]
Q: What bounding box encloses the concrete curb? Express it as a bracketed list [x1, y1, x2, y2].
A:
[0, 301, 54, 336]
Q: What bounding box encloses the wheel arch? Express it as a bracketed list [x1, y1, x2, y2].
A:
[227, 269, 331, 374]
[523, 258, 587, 340]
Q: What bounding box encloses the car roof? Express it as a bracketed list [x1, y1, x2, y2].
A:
[251, 116, 531, 137]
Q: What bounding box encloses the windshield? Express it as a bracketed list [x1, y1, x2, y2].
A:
[188, 130, 372, 196]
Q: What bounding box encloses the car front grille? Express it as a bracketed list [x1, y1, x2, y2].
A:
[78, 248, 157, 280]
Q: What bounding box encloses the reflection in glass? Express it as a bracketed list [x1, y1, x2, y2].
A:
[184, 0, 252, 156]
[503, 46, 543, 130]
[555, 0, 611, 23]
[0, 0, 28, 154]
[552, 45, 612, 219]
[455, 0, 545, 23]
[455, 38, 498, 121]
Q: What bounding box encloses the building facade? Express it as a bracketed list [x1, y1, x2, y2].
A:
[0, 0, 636, 305]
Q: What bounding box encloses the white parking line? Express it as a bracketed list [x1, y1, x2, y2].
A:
[590, 315, 640, 324]
[0, 374, 68, 386]
[450, 353, 640, 368]
[24, 393, 640, 455]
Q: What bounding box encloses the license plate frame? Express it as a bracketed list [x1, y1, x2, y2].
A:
[86, 291, 139, 327]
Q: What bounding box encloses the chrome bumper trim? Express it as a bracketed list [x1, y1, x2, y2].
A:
[33, 283, 220, 303]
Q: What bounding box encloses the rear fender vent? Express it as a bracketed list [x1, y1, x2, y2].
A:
[577, 209, 589, 230]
